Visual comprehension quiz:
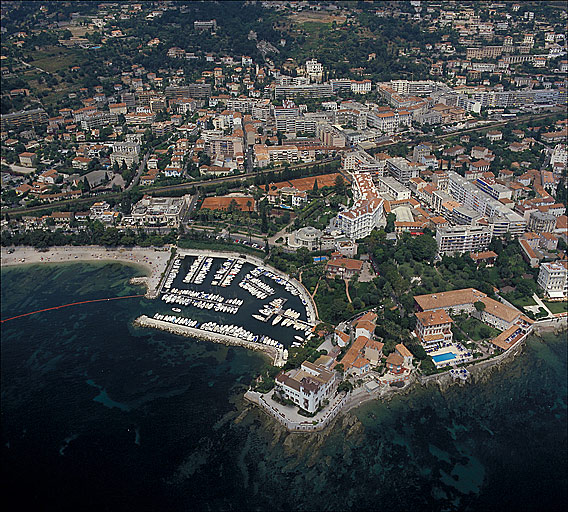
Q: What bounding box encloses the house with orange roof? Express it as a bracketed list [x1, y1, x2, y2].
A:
[326, 257, 363, 279]
[470, 251, 498, 267]
[385, 353, 405, 375]
[395, 344, 413, 366]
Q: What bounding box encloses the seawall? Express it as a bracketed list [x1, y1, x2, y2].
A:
[133, 315, 287, 366]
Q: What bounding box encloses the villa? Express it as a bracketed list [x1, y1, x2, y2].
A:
[275, 361, 338, 413]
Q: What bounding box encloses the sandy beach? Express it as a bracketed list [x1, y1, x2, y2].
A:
[1, 245, 172, 298]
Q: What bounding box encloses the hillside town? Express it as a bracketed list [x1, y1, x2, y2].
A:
[1, 1, 567, 423]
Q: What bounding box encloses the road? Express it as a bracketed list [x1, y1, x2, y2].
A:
[127, 152, 150, 191]
[6, 157, 339, 215]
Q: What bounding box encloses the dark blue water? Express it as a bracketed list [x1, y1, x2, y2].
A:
[1, 263, 567, 511]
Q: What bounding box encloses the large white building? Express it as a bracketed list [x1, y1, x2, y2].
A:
[537, 261, 568, 299]
[126, 195, 189, 228]
[305, 59, 323, 82]
[436, 224, 493, 256]
[377, 176, 411, 200]
[275, 361, 337, 413]
[447, 171, 526, 237]
[385, 157, 421, 185]
[110, 141, 140, 167]
[341, 149, 384, 174]
[335, 171, 384, 240]
[550, 144, 567, 169]
[350, 80, 372, 94]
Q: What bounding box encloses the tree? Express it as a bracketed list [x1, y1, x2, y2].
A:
[474, 301, 486, 312]
[312, 178, 319, 194]
[385, 213, 396, 233]
[334, 174, 345, 194]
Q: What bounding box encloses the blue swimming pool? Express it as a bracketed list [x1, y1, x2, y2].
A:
[432, 352, 456, 363]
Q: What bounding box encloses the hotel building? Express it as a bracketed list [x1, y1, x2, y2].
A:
[335, 171, 384, 240]
[537, 261, 568, 299]
[415, 309, 454, 350]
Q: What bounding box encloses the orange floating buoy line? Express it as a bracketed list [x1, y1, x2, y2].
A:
[0, 295, 145, 323]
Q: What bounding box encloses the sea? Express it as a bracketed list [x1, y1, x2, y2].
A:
[1, 262, 566, 512]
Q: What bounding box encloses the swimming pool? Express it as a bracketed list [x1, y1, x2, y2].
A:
[432, 352, 456, 363]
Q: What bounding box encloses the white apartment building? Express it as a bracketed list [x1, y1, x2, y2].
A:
[275, 361, 337, 413]
[537, 262, 568, 299]
[367, 110, 412, 134]
[387, 80, 446, 96]
[435, 225, 493, 256]
[550, 144, 567, 169]
[447, 171, 526, 237]
[110, 141, 140, 167]
[273, 106, 299, 133]
[385, 157, 420, 185]
[253, 144, 299, 167]
[335, 171, 384, 240]
[305, 59, 323, 82]
[351, 80, 372, 94]
[377, 176, 411, 200]
[342, 149, 384, 174]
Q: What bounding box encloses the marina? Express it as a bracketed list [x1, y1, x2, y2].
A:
[149, 252, 318, 361]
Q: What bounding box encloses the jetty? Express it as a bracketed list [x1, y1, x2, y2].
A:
[134, 315, 288, 367]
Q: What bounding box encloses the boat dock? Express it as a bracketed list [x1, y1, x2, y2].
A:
[212, 258, 244, 287]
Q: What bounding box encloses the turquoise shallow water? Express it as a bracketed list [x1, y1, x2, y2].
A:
[1, 263, 567, 511]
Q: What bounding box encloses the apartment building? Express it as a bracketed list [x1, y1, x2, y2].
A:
[387, 80, 446, 96]
[367, 109, 412, 134]
[335, 171, 384, 240]
[537, 261, 568, 300]
[305, 59, 323, 82]
[385, 157, 421, 185]
[110, 141, 140, 167]
[435, 224, 493, 256]
[528, 211, 556, 233]
[253, 144, 299, 167]
[273, 105, 299, 132]
[447, 171, 526, 237]
[377, 176, 411, 200]
[341, 149, 384, 174]
[466, 46, 503, 59]
[274, 83, 334, 99]
[350, 80, 372, 94]
[205, 135, 244, 160]
[0, 107, 48, 130]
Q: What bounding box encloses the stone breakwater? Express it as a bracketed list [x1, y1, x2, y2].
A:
[133, 315, 287, 366]
[129, 277, 157, 299]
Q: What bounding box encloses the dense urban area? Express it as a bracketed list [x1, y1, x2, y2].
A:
[1, 0, 567, 421]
